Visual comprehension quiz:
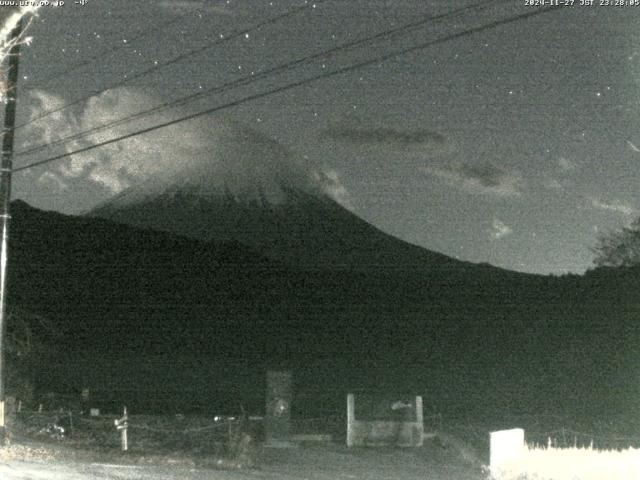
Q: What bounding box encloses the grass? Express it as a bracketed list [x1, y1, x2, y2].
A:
[492, 442, 640, 480]
[10, 409, 640, 479]
[6, 410, 259, 469]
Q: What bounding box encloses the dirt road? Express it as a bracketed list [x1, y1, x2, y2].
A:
[0, 460, 241, 479]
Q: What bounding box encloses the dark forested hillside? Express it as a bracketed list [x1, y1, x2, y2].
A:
[7, 201, 640, 418]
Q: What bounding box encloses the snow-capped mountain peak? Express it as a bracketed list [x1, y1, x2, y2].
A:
[101, 122, 331, 210]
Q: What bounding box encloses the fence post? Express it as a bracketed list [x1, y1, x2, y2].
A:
[114, 406, 129, 451]
[346, 394, 355, 447]
[490, 428, 524, 477]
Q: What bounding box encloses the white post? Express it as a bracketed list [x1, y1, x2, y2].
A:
[490, 428, 525, 477]
[122, 422, 128, 451]
[121, 407, 128, 451]
[115, 406, 129, 451]
[346, 394, 355, 447]
[414, 396, 424, 447]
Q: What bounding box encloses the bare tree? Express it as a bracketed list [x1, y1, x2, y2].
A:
[592, 218, 640, 267]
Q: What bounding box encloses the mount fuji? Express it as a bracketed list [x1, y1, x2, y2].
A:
[14, 122, 636, 416]
[89, 122, 488, 273]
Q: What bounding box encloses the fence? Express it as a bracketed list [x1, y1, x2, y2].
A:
[12, 402, 640, 476]
[10, 409, 249, 456]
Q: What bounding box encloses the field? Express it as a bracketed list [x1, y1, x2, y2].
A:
[484, 414, 640, 480]
[494, 444, 640, 480]
[3, 410, 640, 479]
[0, 409, 487, 479]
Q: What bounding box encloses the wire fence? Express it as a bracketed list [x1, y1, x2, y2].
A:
[8, 403, 640, 458]
[442, 412, 640, 454]
[9, 408, 247, 455]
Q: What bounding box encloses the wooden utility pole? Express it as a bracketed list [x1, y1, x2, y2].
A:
[0, 17, 24, 441]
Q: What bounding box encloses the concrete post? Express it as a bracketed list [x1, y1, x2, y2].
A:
[490, 428, 525, 476]
[265, 371, 292, 448]
[346, 393, 355, 447]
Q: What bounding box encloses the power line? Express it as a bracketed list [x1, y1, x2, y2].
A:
[16, 0, 502, 158]
[15, 0, 328, 132]
[15, 4, 557, 172]
[13, 5, 559, 174]
[17, 0, 496, 156]
[35, 16, 184, 87]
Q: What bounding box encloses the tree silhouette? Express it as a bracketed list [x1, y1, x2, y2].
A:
[592, 218, 640, 267]
[4, 307, 59, 405]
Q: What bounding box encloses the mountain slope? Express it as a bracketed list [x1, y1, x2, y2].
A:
[91, 187, 466, 271]
[88, 122, 499, 274]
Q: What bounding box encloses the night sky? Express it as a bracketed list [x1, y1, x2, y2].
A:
[5, 0, 640, 275]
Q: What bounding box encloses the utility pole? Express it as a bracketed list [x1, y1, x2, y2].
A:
[0, 17, 23, 441]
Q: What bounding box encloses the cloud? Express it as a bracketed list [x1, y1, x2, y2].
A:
[22, 89, 80, 141]
[37, 171, 67, 191]
[320, 126, 448, 152]
[558, 157, 575, 172]
[20, 89, 178, 193]
[543, 158, 575, 191]
[490, 219, 512, 239]
[627, 140, 640, 153]
[20, 89, 89, 177]
[545, 178, 563, 190]
[589, 197, 634, 216]
[20, 87, 352, 206]
[313, 169, 353, 210]
[20, 88, 214, 193]
[422, 162, 522, 197]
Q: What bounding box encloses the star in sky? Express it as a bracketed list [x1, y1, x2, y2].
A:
[7, 1, 640, 275]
